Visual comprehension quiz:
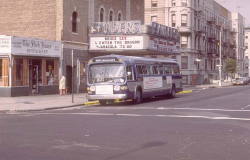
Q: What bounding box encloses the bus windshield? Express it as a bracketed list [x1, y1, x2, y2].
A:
[88, 63, 125, 84]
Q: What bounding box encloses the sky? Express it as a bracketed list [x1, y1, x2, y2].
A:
[215, 0, 250, 26]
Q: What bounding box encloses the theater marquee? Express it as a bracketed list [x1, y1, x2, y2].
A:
[90, 36, 145, 50]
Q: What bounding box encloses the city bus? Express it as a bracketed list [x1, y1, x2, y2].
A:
[87, 55, 182, 105]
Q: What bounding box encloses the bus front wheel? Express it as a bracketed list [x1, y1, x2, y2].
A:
[99, 100, 107, 105]
[170, 86, 176, 98]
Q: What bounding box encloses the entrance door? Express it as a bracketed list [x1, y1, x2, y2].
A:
[66, 66, 72, 93]
[29, 60, 41, 94]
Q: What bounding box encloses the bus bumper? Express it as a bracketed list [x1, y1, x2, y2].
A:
[87, 94, 128, 101]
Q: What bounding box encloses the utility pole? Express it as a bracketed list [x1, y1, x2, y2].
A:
[219, 27, 222, 87]
[71, 50, 74, 103]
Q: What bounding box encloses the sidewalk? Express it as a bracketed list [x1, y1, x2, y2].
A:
[0, 93, 87, 112]
[183, 81, 233, 91]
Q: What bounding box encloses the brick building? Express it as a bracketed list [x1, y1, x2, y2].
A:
[0, 0, 144, 96]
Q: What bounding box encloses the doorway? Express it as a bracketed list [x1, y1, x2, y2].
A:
[66, 66, 72, 93]
[29, 59, 42, 94]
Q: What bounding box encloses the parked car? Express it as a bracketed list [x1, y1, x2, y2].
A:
[232, 77, 249, 85]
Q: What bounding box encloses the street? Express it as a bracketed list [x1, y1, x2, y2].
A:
[1, 86, 250, 160]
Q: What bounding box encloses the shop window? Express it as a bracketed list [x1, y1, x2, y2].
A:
[0, 59, 2, 80]
[46, 60, 54, 85]
[15, 59, 23, 86]
[72, 11, 78, 33]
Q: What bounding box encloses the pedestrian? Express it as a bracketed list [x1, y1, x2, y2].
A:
[59, 76, 66, 95]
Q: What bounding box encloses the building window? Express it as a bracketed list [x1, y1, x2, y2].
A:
[100, 8, 104, 22]
[151, 0, 158, 7]
[171, 14, 176, 27]
[181, 0, 187, 6]
[172, 0, 176, 6]
[15, 59, 23, 81]
[118, 12, 122, 21]
[151, 16, 157, 22]
[181, 36, 188, 48]
[0, 59, 2, 80]
[181, 56, 188, 69]
[46, 60, 54, 85]
[72, 11, 78, 33]
[109, 10, 114, 21]
[181, 14, 188, 26]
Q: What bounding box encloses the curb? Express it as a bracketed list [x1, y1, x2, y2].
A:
[178, 90, 193, 94]
[0, 103, 84, 113]
[84, 101, 99, 105]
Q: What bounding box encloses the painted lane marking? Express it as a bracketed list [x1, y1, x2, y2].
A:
[81, 106, 250, 112]
[156, 107, 250, 112]
[14, 112, 250, 122]
[241, 105, 250, 110]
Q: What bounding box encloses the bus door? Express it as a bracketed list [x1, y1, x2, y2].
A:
[164, 64, 173, 90]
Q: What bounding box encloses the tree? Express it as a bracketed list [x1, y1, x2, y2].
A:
[225, 58, 236, 80]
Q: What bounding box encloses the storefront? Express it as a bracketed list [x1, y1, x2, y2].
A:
[0, 35, 61, 97]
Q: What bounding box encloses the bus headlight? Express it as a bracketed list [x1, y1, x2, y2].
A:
[89, 86, 96, 92]
[120, 85, 128, 90]
[114, 85, 121, 91]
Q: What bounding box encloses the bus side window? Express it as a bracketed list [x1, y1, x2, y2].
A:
[152, 66, 158, 75]
[136, 65, 143, 75]
[126, 65, 134, 81]
[173, 64, 180, 74]
[142, 65, 148, 75]
[165, 64, 171, 74]
[159, 65, 164, 74]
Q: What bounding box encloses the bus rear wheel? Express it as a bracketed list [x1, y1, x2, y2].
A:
[133, 90, 142, 104]
[170, 86, 176, 98]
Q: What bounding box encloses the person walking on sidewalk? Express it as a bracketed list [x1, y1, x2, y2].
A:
[59, 76, 66, 95]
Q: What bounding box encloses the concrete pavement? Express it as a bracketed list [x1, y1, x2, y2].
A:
[0, 93, 87, 112]
[0, 82, 233, 112]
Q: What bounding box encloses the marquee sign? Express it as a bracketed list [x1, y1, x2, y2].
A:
[90, 36, 145, 50]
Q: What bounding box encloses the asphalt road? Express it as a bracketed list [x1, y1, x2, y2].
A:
[1, 86, 250, 160]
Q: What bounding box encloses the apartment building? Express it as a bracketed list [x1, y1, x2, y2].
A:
[0, 0, 144, 96]
[231, 12, 246, 77]
[145, 0, 238, 85]
[244, 27, 250, 76]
